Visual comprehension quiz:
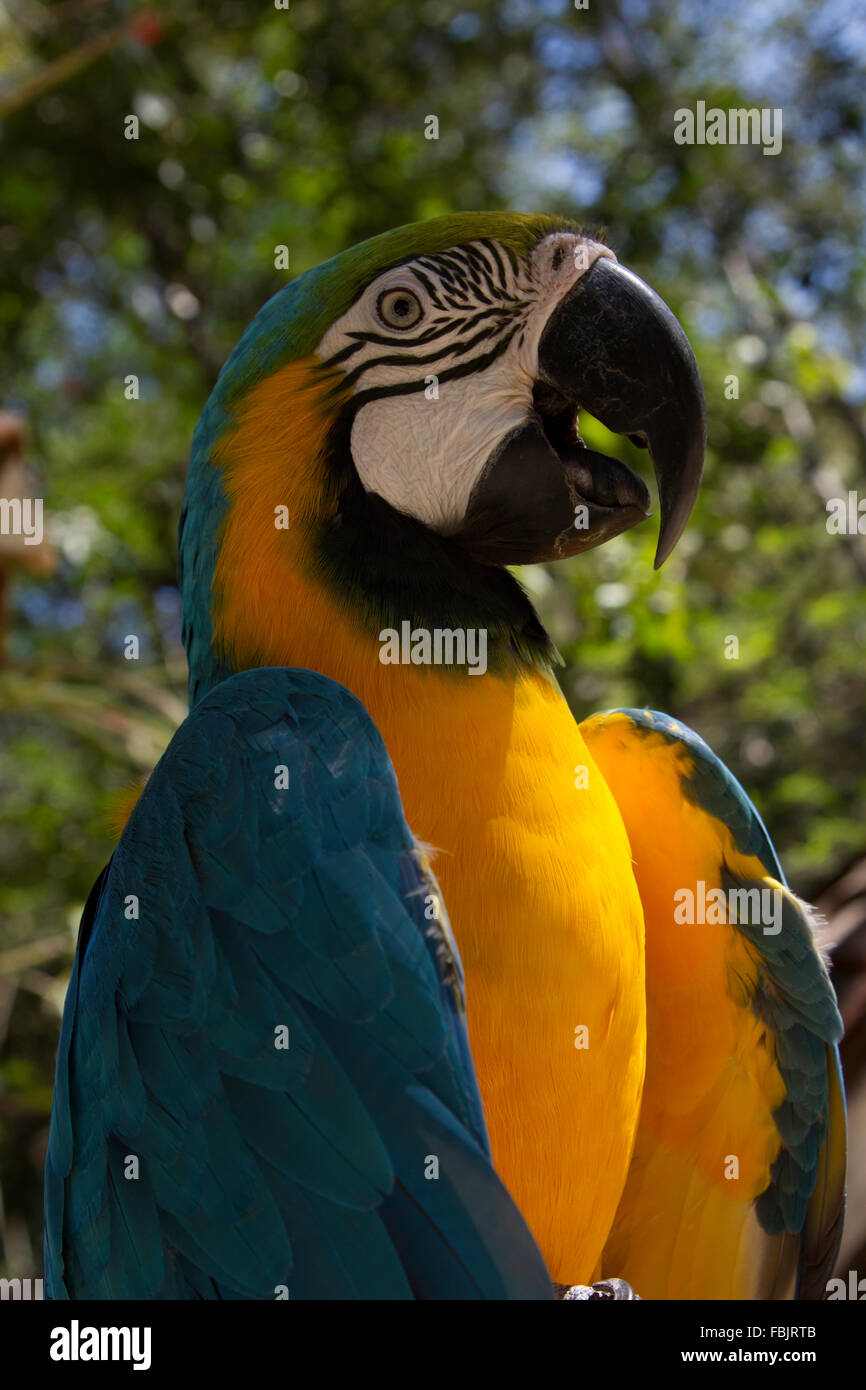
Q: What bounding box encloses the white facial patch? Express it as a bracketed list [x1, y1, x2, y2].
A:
[315, 232, 616, 532]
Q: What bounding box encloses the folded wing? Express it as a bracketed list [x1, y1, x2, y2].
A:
[45, 667, 552, 1300]
[582, 708, 846, 1300]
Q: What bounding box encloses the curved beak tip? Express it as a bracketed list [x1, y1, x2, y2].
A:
[538, 257, 707, 570]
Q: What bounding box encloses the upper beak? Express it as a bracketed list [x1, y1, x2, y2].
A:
[536, 257, 707, 569]
[457, 257, 706, 570]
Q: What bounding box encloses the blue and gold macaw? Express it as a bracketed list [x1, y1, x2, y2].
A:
[45, 213, 845, 1300]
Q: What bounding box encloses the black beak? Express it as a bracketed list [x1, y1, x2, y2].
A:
[456, 258, 706, 569]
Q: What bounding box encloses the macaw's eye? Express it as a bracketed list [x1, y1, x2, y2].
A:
[377, 287, 423, 330]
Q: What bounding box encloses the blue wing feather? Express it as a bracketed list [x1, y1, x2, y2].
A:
[45, 667, 552, 1300]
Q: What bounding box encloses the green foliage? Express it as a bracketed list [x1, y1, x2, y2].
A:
[1, 0, 864, 1276]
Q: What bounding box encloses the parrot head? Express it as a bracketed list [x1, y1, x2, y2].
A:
[181, 213, 706, 697]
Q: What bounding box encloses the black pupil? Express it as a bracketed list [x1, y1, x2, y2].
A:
[391, 296, 413, 319]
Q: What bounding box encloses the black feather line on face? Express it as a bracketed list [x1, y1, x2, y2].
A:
[341, 321, 523, 401]
[339, 318, 521, 389]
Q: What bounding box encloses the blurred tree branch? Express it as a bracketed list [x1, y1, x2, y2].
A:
[0, 13, 166, 120]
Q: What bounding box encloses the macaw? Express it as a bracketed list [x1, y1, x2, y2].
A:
[44, 213, 846, 1300]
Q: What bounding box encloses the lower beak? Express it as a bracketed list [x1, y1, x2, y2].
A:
[457, 258, 707, 569]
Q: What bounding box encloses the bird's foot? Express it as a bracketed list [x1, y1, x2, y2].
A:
[555, 1277, 641, 1300]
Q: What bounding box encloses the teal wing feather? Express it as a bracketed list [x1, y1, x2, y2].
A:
[44, 667, 552, 1300]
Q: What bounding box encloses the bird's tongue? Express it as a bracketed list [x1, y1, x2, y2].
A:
[562, 446, 652, 514]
